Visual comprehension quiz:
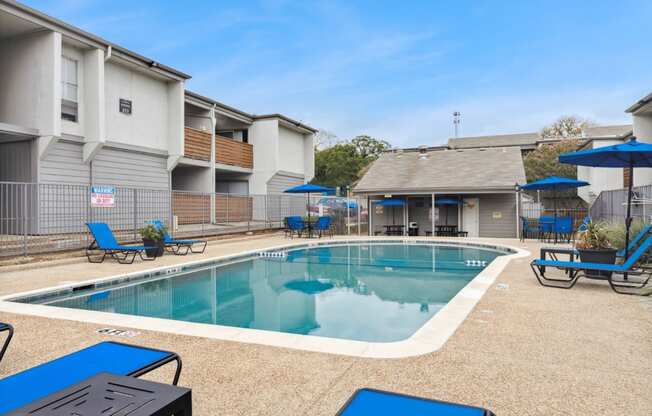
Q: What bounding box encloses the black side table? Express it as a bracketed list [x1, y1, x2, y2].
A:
[8, 372, 191, 416]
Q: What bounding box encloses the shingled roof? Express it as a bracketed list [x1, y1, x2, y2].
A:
[447, 132, 540, 149]
[583, 124, 632, 138]
[353, 147, 526, 194]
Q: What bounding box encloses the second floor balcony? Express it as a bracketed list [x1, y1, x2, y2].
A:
[216, 136, 253, 170]
[184, 127, 211, 161]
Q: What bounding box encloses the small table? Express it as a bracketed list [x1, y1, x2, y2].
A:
[8, 372, 192, 416]
[383, 225, 405, 236]
[540, 246, 576, 276]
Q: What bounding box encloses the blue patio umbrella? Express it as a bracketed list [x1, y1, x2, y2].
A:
[376, 198, 405, 226]
[519, 176, 589, 243]
[560, 137, 652, 256]
[284, 184, 335, 236]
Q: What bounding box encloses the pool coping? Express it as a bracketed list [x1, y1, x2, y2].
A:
[0, 237, 530, 359]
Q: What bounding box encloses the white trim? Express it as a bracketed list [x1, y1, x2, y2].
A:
[0, 238, 529, 359]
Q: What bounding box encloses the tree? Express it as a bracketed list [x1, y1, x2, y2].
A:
[523, 139, 581, 183]
[312, 135, 390, 190]
[540, 115, 594, 138]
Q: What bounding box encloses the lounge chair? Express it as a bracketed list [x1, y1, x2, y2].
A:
[85, 222, 157, 264]
[531, 233, 652, 295]
[0, 322, 12, 364]
[314, 216, 333, 238]
[337, 388, 495, 416]
[149, 219, 207, 255]
[0, 340, 182, 414]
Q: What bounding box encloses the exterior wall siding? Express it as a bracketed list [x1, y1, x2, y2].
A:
[93, 147, 168, 189]
[478, 193, 517, 238]
[39, 140, 89, 184]
[266, 172, 304, 195]
[0, 140, 33, 182]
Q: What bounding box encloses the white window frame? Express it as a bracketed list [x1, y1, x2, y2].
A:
[61, 55, 79, 122]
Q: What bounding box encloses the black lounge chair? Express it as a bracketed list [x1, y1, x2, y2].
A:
[85, 222, 158, 264]
[0, 340, 182, 414]
[531, 233, 652, 295]
[0, 322, 12, 364]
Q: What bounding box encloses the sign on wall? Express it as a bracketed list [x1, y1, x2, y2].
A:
[91, 186, 115, 207]
[119, 98, 132, 115]
[492, 211, 502, 219]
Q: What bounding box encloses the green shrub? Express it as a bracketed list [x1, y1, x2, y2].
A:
[139, 223, 167, 241]
[602, 219, 647, 251]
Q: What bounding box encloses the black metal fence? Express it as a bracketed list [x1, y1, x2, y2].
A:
[0, 182, 369, 257]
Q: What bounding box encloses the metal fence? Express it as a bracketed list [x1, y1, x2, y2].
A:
[0, 182, 370, 257]
[520, 198, 589, 232]
[590, 184, 652, 224]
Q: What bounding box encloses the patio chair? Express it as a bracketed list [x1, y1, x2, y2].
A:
[0, 340, 182, 414]
[314, 216, 333, 238]
[337, 388, 495, 416]
[284, 216, 302, 237]
[553, 216, 573, 243]
[531, 233, 652, 295]
[85, 222, 157, 264]
[286, 216, 306, 238]
[149, 219, 207, 255]
[538, 215, 554, 242]
[0, 322, 13, 364]
[520, 216, 538, 241]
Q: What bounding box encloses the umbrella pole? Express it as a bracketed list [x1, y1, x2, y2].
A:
[307, 192, 311, 238]
[624, 161, 634, 280]
[554, 190, 558, 244]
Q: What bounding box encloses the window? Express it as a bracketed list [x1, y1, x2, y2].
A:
[61, 56, 78, 122]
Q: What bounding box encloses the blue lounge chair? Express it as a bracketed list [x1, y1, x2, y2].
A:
[314, 216, 333, 238]
[0, 340, 182, 414]
[337, 388, 495, 416]
[86, 222, 157, 264]
[0, 322, 12, 364]
[531, 233, 652, 295]
[149, 220, 207, 255]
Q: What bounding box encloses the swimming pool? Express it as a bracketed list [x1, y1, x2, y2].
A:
[15, 242, 506, 343]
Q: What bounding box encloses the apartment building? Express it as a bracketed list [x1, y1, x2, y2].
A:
[0, 1, 316, 192]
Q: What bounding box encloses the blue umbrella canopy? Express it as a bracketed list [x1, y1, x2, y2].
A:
[284, 184, 335, 194]
[376, 199, 405, 206]
[435, 197, 464, 205]
[559, 137, 652, 256]
[559, 138, 652, 167]
[519, 176, 589, 191]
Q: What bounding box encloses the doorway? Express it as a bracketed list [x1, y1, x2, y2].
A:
[462, 197, 479, 237]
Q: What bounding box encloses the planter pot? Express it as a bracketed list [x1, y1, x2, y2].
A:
[578, 248, 617, 279]
[142, 238, 164, 258]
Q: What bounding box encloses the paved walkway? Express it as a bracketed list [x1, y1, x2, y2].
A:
[0, 236, 650, 415]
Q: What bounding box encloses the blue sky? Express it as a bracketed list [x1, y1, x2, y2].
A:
[24, 0, 652, 147]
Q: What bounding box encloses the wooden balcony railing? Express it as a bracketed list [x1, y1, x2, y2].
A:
[184, 127, 211, 161]
[215, 136, 253, 169]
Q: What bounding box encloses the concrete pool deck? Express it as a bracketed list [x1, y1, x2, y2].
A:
[0, 235, 651, 415]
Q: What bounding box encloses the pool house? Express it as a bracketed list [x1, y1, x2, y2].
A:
[353, 146, 526, 238]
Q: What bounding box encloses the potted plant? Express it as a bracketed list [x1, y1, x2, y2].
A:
[139, 223, 166, 258]
[575, 220, 617, 279]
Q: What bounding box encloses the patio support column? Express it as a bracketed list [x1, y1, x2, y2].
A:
[431, 193, 435, 237]
[404, 196, 409, 236]
[367, 196, 372, 236]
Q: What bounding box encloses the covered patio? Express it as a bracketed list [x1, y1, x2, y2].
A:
[354, 146, 526, 238]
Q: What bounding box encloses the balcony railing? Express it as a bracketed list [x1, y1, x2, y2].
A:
[215, 136, 253, 169]
[184, 127, 211, 161]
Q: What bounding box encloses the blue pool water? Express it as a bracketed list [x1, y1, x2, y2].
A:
[29, 243, 504, 342]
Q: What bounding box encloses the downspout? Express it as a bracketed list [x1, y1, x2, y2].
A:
[104, 45, 112, 61]
[210, 104, 217, 224]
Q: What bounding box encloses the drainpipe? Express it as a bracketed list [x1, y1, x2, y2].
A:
[104, 45, 112, 61]
[210, 105, 217, 224]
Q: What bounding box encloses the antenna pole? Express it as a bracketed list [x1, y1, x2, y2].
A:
[453, 111, 461, 138]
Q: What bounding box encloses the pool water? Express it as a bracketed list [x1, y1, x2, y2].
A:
[32, 243, 503, 342]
